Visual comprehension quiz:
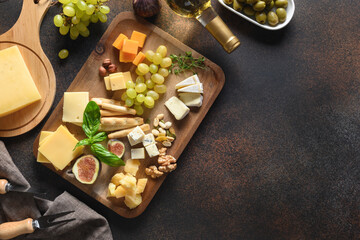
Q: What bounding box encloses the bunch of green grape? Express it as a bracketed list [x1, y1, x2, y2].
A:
[53, 0, 110, 40]
[121, 45, 172, 116]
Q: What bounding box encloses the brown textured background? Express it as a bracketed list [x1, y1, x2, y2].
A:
[1, 0, 360, 239]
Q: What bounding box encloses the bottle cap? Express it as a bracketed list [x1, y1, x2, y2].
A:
[205, 16, 240, 53]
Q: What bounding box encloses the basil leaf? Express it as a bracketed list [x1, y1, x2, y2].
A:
[92, 132, 107, 143]
[91, 143, 124, 167]
[73, 138, 92, 150]
[82, 101, 101, 138]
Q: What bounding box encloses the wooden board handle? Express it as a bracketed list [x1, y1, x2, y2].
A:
[0, 179, 8, 194]
[0, 218, 34, 240]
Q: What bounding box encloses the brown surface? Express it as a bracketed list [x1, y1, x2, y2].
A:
[0, 0, 56, 137]
[32, 12, 225, 218]
[1, 0, 360, 239]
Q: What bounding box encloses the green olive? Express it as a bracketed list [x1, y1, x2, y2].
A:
[223, 0, 233, 4]
[267, 11, 279, 26]
[276, 8, 287, 22]
[233, 0, 244, 11]
[275, 0, 288, 8]
[246, 0, 257, 4]
[255, 12, 267, 24]
[243, 6, 255, 16]
[253, 1, 266, 11]
[266, 0, 274, 10]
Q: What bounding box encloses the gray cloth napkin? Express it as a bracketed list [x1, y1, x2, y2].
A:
[0, 141, 113, 240]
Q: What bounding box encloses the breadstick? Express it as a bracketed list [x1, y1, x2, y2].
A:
[91, 98, 122, 106]
[108, 124, 150, 139]
[101, 103, 136, 115]
[99, 117, 144, 131]
[100, 110, 128, 117]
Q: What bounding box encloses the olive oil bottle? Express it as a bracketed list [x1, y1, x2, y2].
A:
[166, 0, 240, 53]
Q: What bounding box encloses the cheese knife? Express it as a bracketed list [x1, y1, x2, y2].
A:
[0, 179, 46, 197]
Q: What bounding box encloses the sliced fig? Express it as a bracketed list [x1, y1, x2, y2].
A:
[72, 155, 100, 184]
[108, 139, 125, 158]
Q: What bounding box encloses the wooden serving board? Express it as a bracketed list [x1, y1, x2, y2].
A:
[33, 12, 225, 218]
[0, 0, 56, 137]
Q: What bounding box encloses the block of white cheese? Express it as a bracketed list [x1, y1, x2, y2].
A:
[145, 143, 159, 158]
[178, 93, 203, 107]
[0, 46, 41, 117]
[177, 83, 203, 94]
[62, 92, 89, 124]
[175, 75, 200, 89]
[127, 126, 146, 146]
[131, 148, 145, 159]
[165, 96, 190, 120]
[142, 133, 155, 147]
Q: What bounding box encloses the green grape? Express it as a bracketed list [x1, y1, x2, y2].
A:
[134, 105, 144, 116]
[121, 92, 127, 101]
[136, 94, 145, 103]
[59, 25, 70, 35]
[137, 63, 149, 75]
[146, 90, 159, 100]
[82, 20, 90, 27]
[135, 68, 144, 76]
[54, 15, 63, 27]
[86, 4, 95, 15]
[100, 5, 110, 14]
[58, 49, 69, 59]
[126, 80, 135, 89]
[126, 88, 137, 99]
[59, 0, 71, 4]
[154, 84, 167, 94]
[149, 64, 158, 74]
[160, 57, 172, 68]
[64, 2, 75, 8]
[86, 0, 97, 4]
[134, 98, 142, 105]
[135, 76, 145, 84]
[70, 33, 78, 40]
[156, 45, 167, 57]
[90, 14, 98, 23]
[76, 22, 86, 32]
[76, 9, 84, 18]
[81, 13, 91, 21]
[71, 0, 78, 3]
[135, 83, 147, 93]
[63, 6, 76, 17]
[76, 0, 87, 11]
[144, 96, 155, 108]
[70, 26, 79, 38]
[79, 28, 90, 37]
[97, 12, 107, 23]
[71, 16, 80, 24]
[152, 53, 163, 65]
[125, 98, 134, 107]
[158, 68, 169, 77]
[146, 79, 155, 89]
[145, 50, 155, 62]
[151, 73, 164, 84]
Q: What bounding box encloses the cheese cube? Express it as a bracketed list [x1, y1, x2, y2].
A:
[0, 46, 41, 117]
[175, 75, 200, 89]
[62, 92, 89, 124]
[165, 96, 190, 120]
[119, 174, 137, 190]
[122, 71, 133, 82]
[130, 31, 147, 48]
[104, 76, 111, 90]
[109, 73, 126, 91]
[114, 185, 127, 198]
[124, 159, 140, 176]
[112, 33, 128, 50]
[136, 178, 148, 194]
[145, 143, 159, 158]
[37, 131, 53, 163]
[107, 183, 116, 197]
[122, 39, 139, 55]
[124, 194, 142, 209]
[127, 126, 145, 146]
[177, 83, 203, 94]
[178, 93, 203, 107]
[131, 148, 145, 159]
[120, 50, 136, 63]
[38, 125, 84, 170]
[111, 172, 125, 185]
[142, 133, 155, 147]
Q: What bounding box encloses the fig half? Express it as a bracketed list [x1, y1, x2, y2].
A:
[108, 139, 125, 158]
[72, 155, 100, 184]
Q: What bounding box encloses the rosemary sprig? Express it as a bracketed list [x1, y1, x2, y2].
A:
[169, 51, 207, 75]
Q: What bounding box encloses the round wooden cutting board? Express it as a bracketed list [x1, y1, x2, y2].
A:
[0, 0, 56, 137]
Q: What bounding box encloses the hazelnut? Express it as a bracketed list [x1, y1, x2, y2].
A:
[99, 66, 107, 77]
[102, 58, 111, 68]
[108, 64, 117, 73]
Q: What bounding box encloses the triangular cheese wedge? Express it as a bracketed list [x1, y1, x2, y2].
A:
[175, 75, 200, 89]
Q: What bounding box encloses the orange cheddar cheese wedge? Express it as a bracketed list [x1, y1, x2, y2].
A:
[112, 33, 128, 50]
[120, 50, 136, 63]
[132, 52, 146, 66]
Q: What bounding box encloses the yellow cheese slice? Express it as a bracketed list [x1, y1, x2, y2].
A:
[62, 92, 89, 124]
[104, 76, 111, 90]
[37, 131, 53, 163]
[0, 46, 41, 117]
[109, 73, 126, 91]
[38, 125, 83, 170]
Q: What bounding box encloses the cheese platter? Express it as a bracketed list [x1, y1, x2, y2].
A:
[33, 12, 225, 218]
